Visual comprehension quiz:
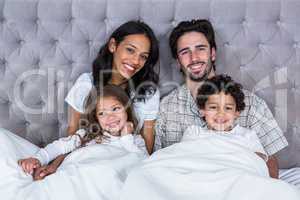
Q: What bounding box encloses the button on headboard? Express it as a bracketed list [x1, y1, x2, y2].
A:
[0, 0, 299, 168]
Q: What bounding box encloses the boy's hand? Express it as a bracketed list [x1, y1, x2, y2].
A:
[121, 122, 134, 136]
[18, 157, 41, 175]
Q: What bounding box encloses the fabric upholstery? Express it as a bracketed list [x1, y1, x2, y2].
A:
[0, 0, 299, 168]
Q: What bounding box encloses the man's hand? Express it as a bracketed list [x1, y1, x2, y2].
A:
[18, 157, 41, 175]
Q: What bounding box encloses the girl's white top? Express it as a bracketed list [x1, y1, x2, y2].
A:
[65, 73, 160, 132]
[34, 129, 147, 165]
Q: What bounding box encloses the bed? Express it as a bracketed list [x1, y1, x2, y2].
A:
[0, 0, 299, 199]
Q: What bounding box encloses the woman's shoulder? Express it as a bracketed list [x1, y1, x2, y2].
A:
[133, 89, 160, 111]
[75, 72, 93, 83]
[133, 88, 160, 105]
[147, 88, 160, 101]
[70, 72, 93, 93]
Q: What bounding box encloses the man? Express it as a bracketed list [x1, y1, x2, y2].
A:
[154, 19, 289, 179]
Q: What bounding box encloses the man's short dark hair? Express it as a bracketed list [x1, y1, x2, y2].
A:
[196, 74, 246, 112]
[169, 19, 217, 59]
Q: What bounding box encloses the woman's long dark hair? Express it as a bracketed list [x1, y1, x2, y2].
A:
[92, 21, 159, 101]
[79, 85, 138, 146]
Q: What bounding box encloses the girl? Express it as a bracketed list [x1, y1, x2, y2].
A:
[18, 85, 147, 175]
[35, 20, 160, 179]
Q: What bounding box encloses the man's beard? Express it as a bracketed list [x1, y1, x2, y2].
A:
[183, 59, 213, 82]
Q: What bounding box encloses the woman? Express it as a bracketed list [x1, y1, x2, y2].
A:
[34, 20, 160, 180]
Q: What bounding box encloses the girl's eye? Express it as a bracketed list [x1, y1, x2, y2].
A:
[98, 112, 104, 116]
[112, 106, 121, 112]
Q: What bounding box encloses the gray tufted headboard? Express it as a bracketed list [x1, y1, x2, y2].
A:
[0, 0, 299, 169]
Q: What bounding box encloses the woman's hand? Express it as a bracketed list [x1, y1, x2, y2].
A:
[121, 122, 134, 136]
[18, 157, 41, 175]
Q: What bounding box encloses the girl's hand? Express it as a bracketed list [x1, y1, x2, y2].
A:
[33, 164, 57, 181]
[18, 158, 41, 175]
[33, 154, 66, 181]
[121, 122, 134, 136]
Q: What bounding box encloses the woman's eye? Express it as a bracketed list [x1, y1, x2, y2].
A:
[140, 55, 148, 61]
[126, 47, 135, 54]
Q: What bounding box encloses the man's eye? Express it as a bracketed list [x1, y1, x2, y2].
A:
[179, 51, 188, 56]
[196, 47, 206, 51]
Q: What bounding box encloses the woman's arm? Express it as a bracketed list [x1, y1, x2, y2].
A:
[67, 107, 82, 136]
[140, 120, 155, 154]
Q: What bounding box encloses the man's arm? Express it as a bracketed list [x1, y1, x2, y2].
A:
[243, 91, 288, 158]
[267, 155, 279, 179]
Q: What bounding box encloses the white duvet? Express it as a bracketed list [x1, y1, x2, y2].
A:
[0, 128, 145, 200]
[121, 130, 300, 200]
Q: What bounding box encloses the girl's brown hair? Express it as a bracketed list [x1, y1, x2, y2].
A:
[79, 85, 138, 146]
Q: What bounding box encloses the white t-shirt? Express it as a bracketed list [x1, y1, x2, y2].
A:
[65, 73, 160, 132]
[182, 125, 267, 158]
[34, 129, 148, 165]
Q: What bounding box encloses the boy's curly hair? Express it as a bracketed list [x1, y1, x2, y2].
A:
[196, 74, 245, 112]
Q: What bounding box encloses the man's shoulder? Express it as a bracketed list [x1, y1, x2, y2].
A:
[160, 85, 185, 106]
[243, 89, 265, 105]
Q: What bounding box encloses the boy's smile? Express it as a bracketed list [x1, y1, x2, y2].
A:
[201, 92, 240, 131]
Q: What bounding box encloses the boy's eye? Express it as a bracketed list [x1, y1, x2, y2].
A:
[208, 105, 217, 110]
[225, 106, 233, 111]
